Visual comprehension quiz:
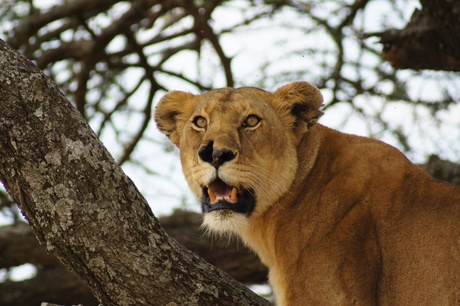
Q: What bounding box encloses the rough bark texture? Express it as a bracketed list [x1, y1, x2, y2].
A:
[365, 0, 460, 71]
[0, 39, 270, 306]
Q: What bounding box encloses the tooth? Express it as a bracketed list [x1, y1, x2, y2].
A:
[230, 187, 237, 203]
[207, 189, 217, 203]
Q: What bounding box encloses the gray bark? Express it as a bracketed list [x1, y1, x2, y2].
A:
[0, 38, 270, 306]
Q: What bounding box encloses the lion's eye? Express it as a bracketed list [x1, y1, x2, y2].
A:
[193, 116, 207, 129]
[243, 115, 261, 128]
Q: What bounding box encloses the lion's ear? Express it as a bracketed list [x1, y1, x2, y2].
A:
[154, 91, 196, 147]
[273, 82, 324, 139]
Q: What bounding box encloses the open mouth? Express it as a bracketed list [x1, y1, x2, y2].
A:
[202, 178, 255, 216]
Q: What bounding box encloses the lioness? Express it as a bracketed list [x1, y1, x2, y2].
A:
[154, 82, 460, 305]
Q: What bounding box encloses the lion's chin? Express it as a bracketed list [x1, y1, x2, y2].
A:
[202, 210, 250, 236]
[201, 178, 255, 216]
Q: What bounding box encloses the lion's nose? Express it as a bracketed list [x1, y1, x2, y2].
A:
[198, 141, 236, 169]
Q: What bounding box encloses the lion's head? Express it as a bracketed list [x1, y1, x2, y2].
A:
[154, 82, 323, 234]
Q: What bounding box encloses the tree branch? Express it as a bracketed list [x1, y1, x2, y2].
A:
[363, 0, 460, 71]
[0, 39, 269, 306]
[1, 266, 98, 306]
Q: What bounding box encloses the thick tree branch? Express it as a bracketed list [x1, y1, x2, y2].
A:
[0, 222, 57, 269]
[1, 266, 98, 306]
[364, 0, 460, 71]
[0, 39, 269, 306]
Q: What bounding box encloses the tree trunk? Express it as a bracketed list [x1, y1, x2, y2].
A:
[0, 39, 270, 306]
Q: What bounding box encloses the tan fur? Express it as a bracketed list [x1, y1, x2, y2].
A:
[155, 82, 460, 305]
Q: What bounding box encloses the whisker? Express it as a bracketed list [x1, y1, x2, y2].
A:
[247, 164, 296, 195]
[238, 165, 294, 198]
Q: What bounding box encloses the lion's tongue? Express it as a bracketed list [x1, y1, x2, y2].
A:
[207, 180, 237, 204]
